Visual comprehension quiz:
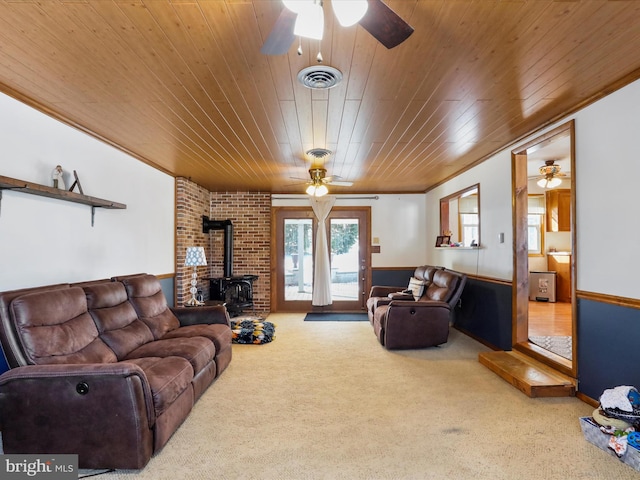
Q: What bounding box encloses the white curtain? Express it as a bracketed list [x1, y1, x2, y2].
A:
[309, 195, 336, 306]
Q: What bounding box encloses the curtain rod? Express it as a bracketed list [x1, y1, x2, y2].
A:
[271, 195, 379, 200]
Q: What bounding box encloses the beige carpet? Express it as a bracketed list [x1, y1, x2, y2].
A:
[11, 313, 640, 479]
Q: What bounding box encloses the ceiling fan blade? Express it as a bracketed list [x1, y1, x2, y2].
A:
[358, 0, 414, 49]
[323, 176, 353, 186]
[261, 8, 297, 55]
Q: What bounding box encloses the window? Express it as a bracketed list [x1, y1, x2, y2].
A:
[458, 194, 479, 247]
[460, 213, 479, 247]
[528, 195, 545, 255]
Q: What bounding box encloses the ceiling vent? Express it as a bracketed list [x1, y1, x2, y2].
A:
[297, 66, 343, 89]
[306, 148, 332, 161]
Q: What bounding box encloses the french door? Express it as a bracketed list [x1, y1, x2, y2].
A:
[272, 207, 370, 312]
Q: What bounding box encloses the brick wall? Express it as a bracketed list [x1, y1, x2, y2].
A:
[175, 177, 271, 314]
[209, 191, 271, 315]
[175, 177, 210, 306]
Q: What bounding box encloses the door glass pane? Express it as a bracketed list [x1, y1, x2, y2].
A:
[284, 218, 313, 301]
[330, 218, 359, 301]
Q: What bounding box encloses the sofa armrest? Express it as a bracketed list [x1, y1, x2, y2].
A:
[388, 292, 414, 301]
[171, 305, 231, 327]
[0, 362, 155, 427]
[383, 301, 452, 349]
[412, 299, 451, 308]
[373, 297, 393, 308]
[388, 299, 451, 310]
[0, 362, 155, 469]
[369, 285, 405, 297]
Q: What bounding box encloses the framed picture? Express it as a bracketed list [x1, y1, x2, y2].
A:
[435, 235, 450, 247]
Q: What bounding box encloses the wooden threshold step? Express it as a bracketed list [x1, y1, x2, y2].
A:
[479, 350, 576, 398]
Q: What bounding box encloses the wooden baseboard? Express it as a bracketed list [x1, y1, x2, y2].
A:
[576, 391, 599, 407]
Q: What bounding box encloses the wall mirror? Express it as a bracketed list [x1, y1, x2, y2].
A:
[439, 184, 480, 247]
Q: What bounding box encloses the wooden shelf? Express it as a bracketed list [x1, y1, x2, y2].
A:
[0, 174, 126, 225]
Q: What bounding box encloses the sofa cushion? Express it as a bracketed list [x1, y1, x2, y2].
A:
[162, 324, 232, 353]
[0, 283, 72, 368]
[425, 270, 460, 303]
[10, 287, 117, 365]
[84, 282, 155, 359]
[121, 275, 180, 339]
[125, 336, 215, 376]
[125, 357, 193, 417]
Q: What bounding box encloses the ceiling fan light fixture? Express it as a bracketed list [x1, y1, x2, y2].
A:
[537, 177, 562, 189]
[306, 183, 328, 197]
[282, 0, 313, 14]
[293, 1, 324, 40]
[539, 159, 561, 176]
[332, 0, 368, 27]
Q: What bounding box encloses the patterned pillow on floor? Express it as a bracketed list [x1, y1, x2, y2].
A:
[230, 317, 276, 344]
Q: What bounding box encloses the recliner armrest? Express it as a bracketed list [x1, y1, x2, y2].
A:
[0, 362, 156, 469]
[388, 292, 414, 301]
[382, 300, 452, 349]
[0, 362, 155, 427]
[369, 285, 405, 297]
[171, 305, 231, 327]
[389, 299, 450, 309]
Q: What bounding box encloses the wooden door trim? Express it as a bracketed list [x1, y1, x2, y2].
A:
[271, 206, 371, 312]
[511, 119, 577, 378]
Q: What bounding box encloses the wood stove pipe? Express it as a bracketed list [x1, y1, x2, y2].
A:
[202, 216, 233, 278]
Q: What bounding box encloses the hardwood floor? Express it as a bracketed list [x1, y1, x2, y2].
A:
[528, 300, 572, 336]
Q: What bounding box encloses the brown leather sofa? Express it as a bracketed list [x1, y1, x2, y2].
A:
[366, 266, 467, 349]
[0, 273, 232, 470]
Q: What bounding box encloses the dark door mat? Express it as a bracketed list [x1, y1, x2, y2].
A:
[304, 312, 369, 322]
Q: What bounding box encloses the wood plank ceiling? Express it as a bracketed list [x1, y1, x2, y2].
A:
[0, 0, 639, 194]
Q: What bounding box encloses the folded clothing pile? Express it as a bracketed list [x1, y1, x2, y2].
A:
[591, 385, 640, 456]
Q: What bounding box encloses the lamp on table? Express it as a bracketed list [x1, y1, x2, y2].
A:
[184, 246, 207, 306]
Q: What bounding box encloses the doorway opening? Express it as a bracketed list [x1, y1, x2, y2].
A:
[512, 120, 576, 378]
[272, 206, 370, 312]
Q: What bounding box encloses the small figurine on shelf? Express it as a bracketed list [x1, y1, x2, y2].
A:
[51, 165, 65, 189]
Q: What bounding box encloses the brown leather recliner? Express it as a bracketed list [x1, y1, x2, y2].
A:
[0, 274, 232, 470]
[367, 267, 467, 349]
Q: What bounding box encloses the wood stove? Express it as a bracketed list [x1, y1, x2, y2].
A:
[208, 275, 258, 316]
[202, 216, 258, 315]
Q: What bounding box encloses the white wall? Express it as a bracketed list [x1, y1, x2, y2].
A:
[0, 92, 175, 290]
[426, 78, 640, 299]
[573, 81, 640, 299]
[426, 151, 514, 280]
[272, 194, 427, 268]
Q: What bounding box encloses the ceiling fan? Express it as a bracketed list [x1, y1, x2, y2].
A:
[261, 0, 414, 56]
[292, 148, 354, 196]
[531, 160, 568, 188]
